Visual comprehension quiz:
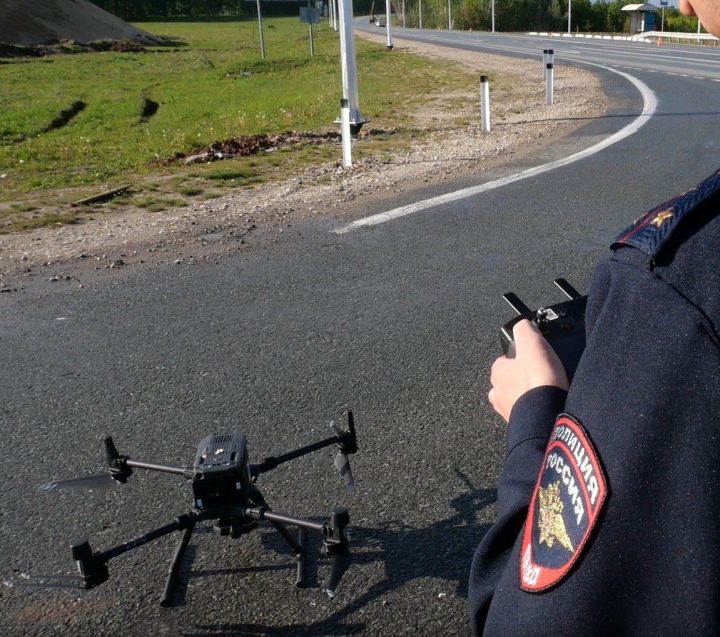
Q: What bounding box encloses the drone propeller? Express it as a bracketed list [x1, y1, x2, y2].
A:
[4, 573, 84, 590]
[330, 412, 357, 490]
[39, 437, 132, 493]
[333, 451, 354, 490]
[39, 472, 120, 492]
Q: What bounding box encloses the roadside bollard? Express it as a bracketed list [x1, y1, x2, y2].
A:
[543, 49, 554, 80]
[480, 75, 491, 133]
[546, 63, 554, 106]
[340, 98, 352, 167]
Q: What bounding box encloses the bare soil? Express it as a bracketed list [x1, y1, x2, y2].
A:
[0, 34, 610, 290]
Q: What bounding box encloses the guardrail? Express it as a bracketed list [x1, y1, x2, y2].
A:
[527, 30, 719, 45]
[630, 30, 719, 44]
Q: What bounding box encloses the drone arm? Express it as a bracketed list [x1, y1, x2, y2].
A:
[73, 511, 204, 590]
[243, 504, 351, 595]
[125, 459, 193, 478]
[250, 412, 357, 479]
[249, 435, 339, 478]
[244, 506, 326, 534]
[97, 512, 200, 562]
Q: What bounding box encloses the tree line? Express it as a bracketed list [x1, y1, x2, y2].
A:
[91, 0, 702, 33]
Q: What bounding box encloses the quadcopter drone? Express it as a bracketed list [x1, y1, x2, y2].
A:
[37, 412, 358, 606]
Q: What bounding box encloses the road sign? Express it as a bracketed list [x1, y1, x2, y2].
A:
[300, 7, 320, 23]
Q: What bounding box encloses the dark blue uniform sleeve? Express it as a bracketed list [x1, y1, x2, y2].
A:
[467, 386, 567, 634]
[468, 171, 720, 635]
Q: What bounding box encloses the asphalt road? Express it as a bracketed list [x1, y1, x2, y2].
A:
[2, 30, 720, 636]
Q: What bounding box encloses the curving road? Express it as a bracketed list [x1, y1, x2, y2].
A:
[2, 29, 720, 635]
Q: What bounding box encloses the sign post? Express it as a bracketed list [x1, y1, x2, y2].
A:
[299, 6, 320, 56]
[660, 0, 667, 31]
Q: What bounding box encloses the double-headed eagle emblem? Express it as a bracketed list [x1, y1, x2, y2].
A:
[538, 481, 574, 553]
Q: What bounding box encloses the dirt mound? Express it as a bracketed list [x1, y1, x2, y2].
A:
[0, 0, 164, 47]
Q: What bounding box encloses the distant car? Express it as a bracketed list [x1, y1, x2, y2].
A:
[375, 18, 386, 27]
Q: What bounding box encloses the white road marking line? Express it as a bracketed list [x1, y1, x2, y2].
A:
[333, 64, 657, 234]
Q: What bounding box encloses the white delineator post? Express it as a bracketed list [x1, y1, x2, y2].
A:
[480, 75, 490, 133]
[546, 63, 554, 106]
[341, 98, 352, 167]
[337, 0, 364, 130]
[386, 0, 393, 49]
[543, 49, 554, 79]
[333, 0, 339, 30]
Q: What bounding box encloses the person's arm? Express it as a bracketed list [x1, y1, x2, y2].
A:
[468, 385, 567, 634]
[469, 320, 569, 634]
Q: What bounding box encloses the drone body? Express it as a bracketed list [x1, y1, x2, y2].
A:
[39, 412, 358, 606]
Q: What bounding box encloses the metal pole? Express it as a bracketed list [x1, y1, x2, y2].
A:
[341, 99, 352, 167]
[256, 0, 265, 59]
[419, 0, 423, 28]
[329, 0, 333, 28]
[661, 7, 665, 32]
[546, 63, 554, 106]
[567, 0, 571, 34]
[309, 23, 315, 56]
[402, 0, 406, 28]
[480, 75, 490, 133]
[337, 0, 364, 130]
[333, 0, 339, 30]
[491, 0, 495, 32]
[448, 0, 452, 30]
[386, 0, 393, 48]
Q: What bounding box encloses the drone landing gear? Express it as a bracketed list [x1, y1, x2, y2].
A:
[71, 501, 350, 607]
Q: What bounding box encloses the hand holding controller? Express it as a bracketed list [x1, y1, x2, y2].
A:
[500, 278, 587, 382]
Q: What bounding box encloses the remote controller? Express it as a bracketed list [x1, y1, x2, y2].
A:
[500, 278, 587, 381]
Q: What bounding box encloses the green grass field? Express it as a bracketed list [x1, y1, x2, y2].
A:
[0, 18, 477, 231]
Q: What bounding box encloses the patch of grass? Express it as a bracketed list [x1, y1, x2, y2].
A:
[0, 18, 477, 228]
[205, 168, 256, 181]
[10, 202, 38, 212]
[180, 186, 204, 196]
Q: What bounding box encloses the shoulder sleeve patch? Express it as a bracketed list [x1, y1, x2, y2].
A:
[519, 413, 608, 593]
[611, 168, 720, 258]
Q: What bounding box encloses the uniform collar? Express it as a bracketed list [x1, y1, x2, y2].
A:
[611, 168, 720, 259]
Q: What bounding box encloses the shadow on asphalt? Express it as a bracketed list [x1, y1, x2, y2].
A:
[184, 473, 497, 636]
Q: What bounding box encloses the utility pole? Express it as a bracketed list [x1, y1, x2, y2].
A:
[567, 0, 572, 34]
[256, 0, 265, 59]
[491, 0, 495, 32]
